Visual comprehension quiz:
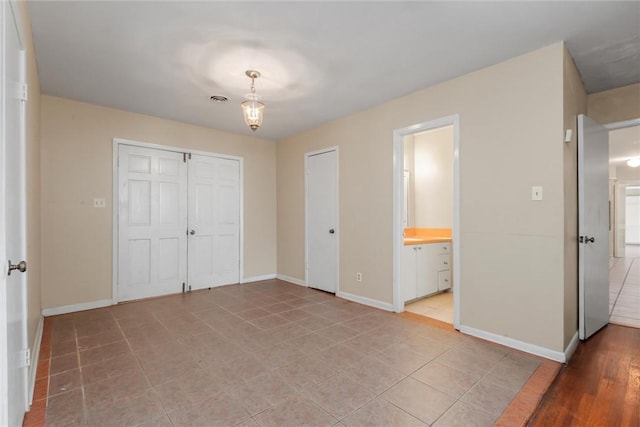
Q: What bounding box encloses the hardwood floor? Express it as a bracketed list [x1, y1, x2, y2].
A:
[529, 324, 640, 426]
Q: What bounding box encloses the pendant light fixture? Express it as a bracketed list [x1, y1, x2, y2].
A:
[241, 70, 264, 131]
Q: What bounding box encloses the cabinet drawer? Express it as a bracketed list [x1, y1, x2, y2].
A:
[438, 270, 451, 291]
[437, 254, 450, 271]
[437, 243, 450, 254]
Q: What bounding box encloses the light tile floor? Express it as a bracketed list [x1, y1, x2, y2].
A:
[609, 245, 640, 328]
[405, 292, 454, 324]
[38, 280, 547, 427]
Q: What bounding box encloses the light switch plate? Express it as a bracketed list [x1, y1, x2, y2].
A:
[93, 198, 106, 208]
[531, 186, 543, 201]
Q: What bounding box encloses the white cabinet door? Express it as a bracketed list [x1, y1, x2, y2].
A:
[418, 244, 439, 297]
[438, 270, 451, 291]
[402, 245, 418, 301]
[118, 145, 188, 301]
[415, 245, 428, 297]
[188, 155, 240, 290]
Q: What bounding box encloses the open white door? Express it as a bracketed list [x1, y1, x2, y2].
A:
[578, 114, 610, 340]
[187, 155, 240, 290]
[1, 2, 29, 424]
[306, 149, 338, 293]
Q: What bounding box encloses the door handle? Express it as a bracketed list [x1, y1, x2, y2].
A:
[189, 230, 196, 235]
[579, 236, 595, 243]
[329, 229, 335, 234]
[8, 260, 27, 276]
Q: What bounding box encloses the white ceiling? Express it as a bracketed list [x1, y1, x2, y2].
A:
[28, 1, 640, 141]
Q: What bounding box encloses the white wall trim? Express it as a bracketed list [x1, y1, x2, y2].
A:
[564, 331, 580, 363]
[241, 274, 276, 284]
[459, 324, 571, 362]
[337, 291, 394, 312]
[27, 315, 43, 406]
[276, 274, 307, 287]
[392, 114, 460, 325]
[42, 299, 113, 317]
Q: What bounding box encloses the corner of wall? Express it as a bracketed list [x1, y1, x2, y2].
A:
[587, 83, 640, 124]
[561, 46, 587, 349]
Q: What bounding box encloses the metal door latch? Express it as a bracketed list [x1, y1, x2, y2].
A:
[8, 260, 27, 275]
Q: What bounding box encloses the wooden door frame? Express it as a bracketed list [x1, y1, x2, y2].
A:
[111, 138, 244, 302]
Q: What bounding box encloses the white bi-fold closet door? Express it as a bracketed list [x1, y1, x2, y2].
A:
[117, 144, 240, 302]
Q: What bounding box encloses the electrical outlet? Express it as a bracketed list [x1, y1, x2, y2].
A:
[356, 272, 362, 282]
[93, 198, 106, 208]
[531, 186, 543, 201]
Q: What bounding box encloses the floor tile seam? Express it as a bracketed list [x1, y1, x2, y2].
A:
[338, 366, 409, 400]
[383, 389, 458, 426]
[458, 388, 513, 422]
[454, 355, 522, 409]
[408, 370, 479, 401]
[102, 312, 160, 398]
[157, 388, 226, 422]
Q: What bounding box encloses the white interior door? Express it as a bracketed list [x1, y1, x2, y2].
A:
[625, 192, 640, 244]
[614, 182, 626, 257]
[578, 114, 610, 340]
[117, 145, 188, 301]
[306, 149, 338, 293]
[187, 155, 240, 290]
[1, 2, 28, 424]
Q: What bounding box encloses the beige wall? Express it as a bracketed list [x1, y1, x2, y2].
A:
[17, 0, 43, 363]
[562, 47, 587, 348]
[41, 96, 277, 309]
[588, 83, 640, 124]
[278, 43, 569, 352]
[413, 126, 453, 228]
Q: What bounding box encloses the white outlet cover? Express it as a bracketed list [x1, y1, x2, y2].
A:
[531, 186, 543, 201]
[93, 198, 106, 208]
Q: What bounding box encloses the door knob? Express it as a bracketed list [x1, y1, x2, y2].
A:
[329, 229, 335, 234]
[190, 230, 196, 235]
[585, 236, 595, 243]
[8, 260, 27, 276]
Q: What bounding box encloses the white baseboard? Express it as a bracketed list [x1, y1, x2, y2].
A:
[337, 291, 394, 312]
[459, 325, 568, 362]
[27, 315, 44, 406]
[276, 274, 307, 287]
[564, 331, 580, 363]
[42, 299, 113, 317]
[241, 274, 277, 284]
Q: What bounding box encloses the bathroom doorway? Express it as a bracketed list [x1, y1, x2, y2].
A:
[392, 115, 460, 330]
